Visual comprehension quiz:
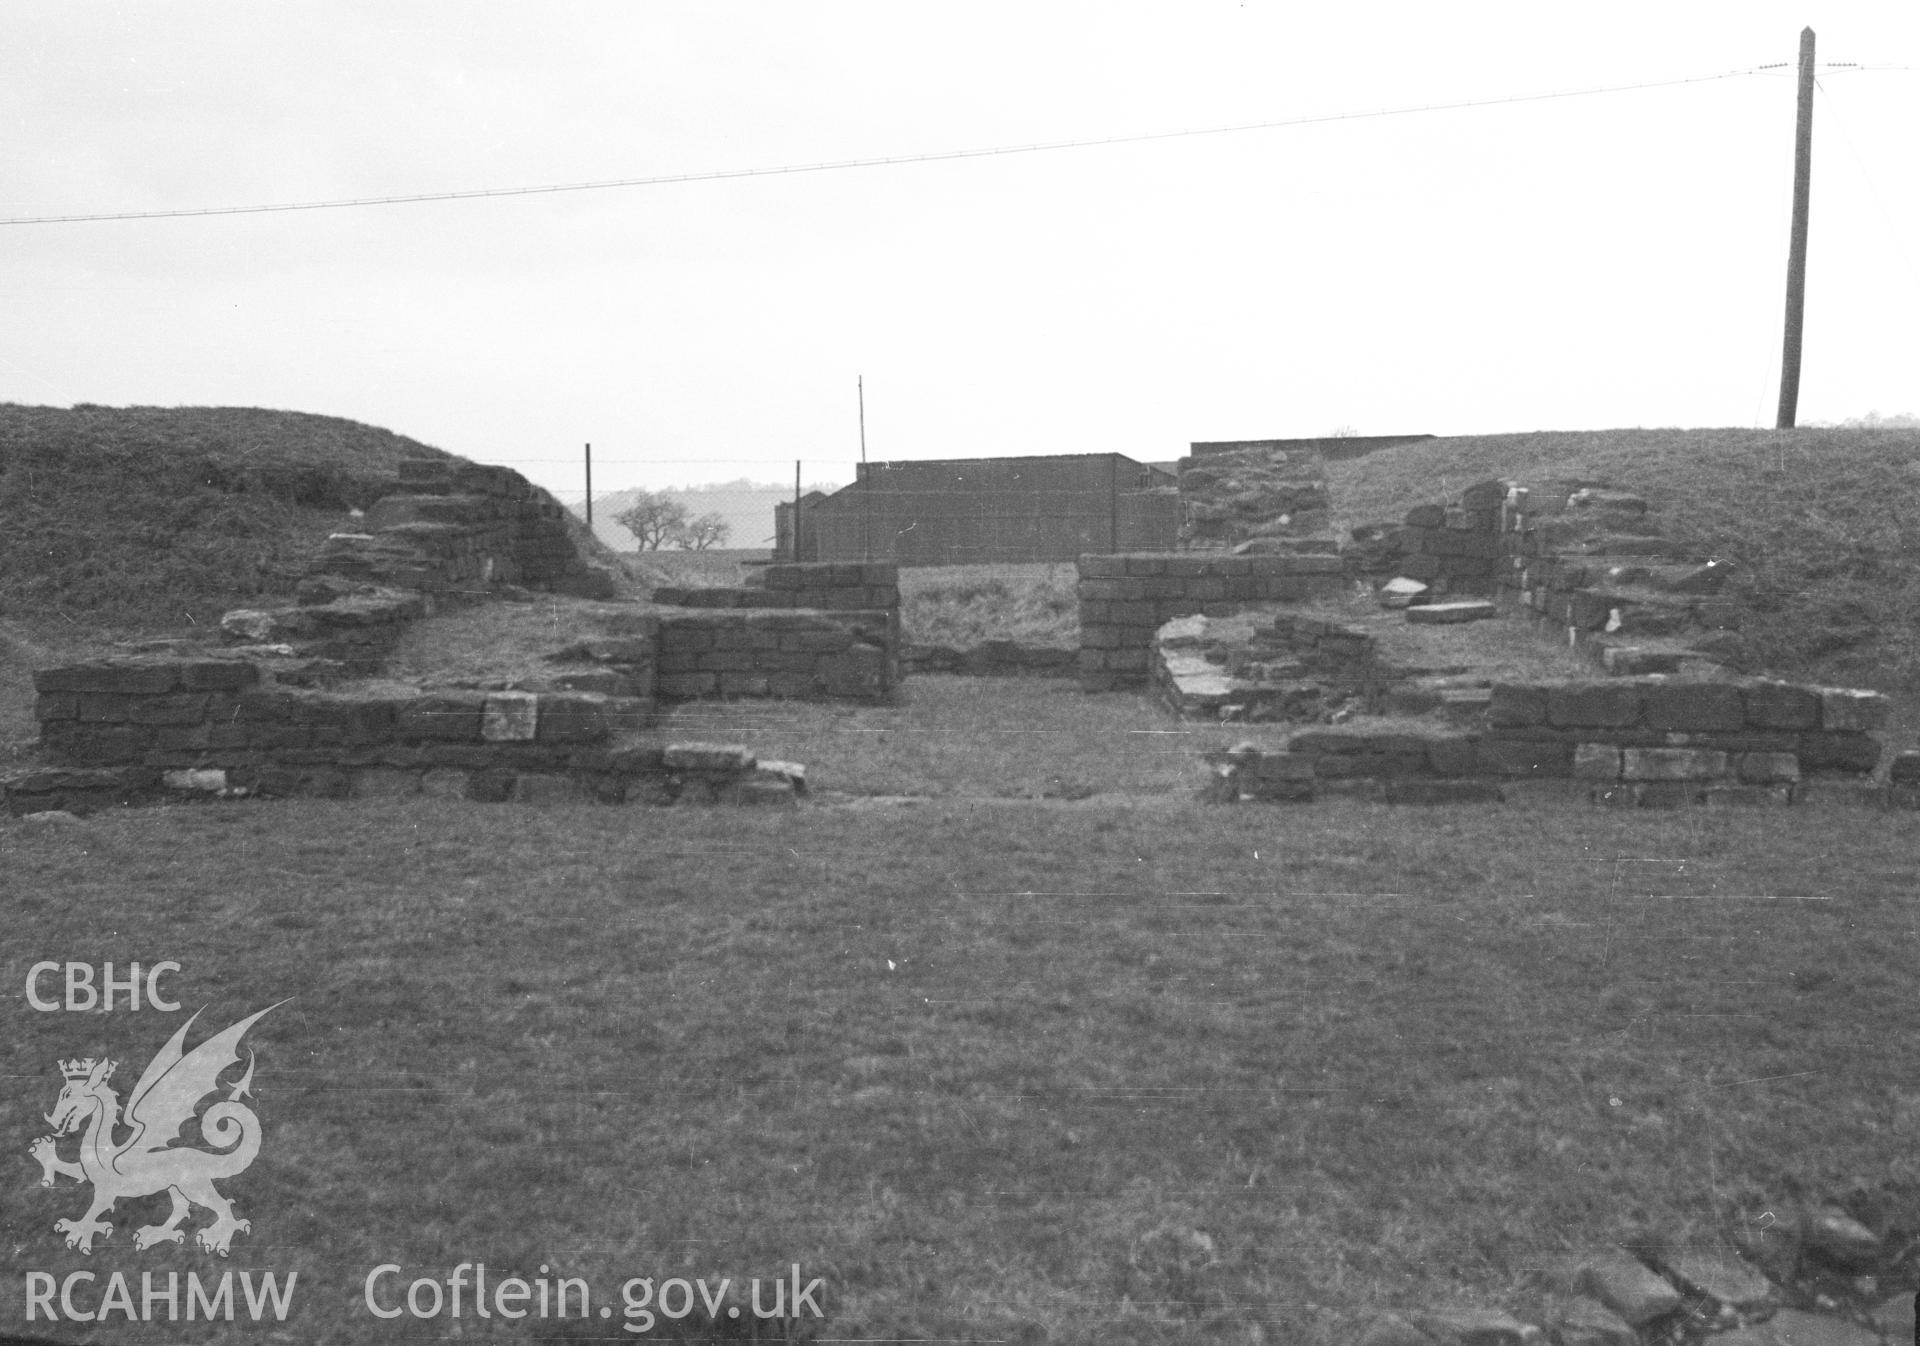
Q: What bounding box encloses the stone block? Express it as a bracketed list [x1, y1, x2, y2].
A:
[1600, 646, 1683, 675]
[1077, 554, 1127, 577]
[663, 743, 755, 772]
[1797, 732, 1882, 774]
[1385, 779, 1503, 805]
[1635, 781, 1702, 807]
[1573, 743, 1622, 780]
[1705, 784, 1793, 807]
[1891, 751, 1920, 782]
[1254, 753, 1316, 781]
[1551, 1296, 1637, 1346]
[34, 693, 79, 722]
[1578, 1251, 1682, 1325]
[535, 694, 609, 743]
[511, 773, 579, 805]
[1642, 683, 1745, 732]
[1406, 600, 1496, 624]
[351, 768, 419, 799]
[725, 777, 796, 806]
[696, 648, 759, 673]
[1620, 747, 1728, 780]
[1737, 752, 1800, 784]
[1488, 684, 1547, 727]
[1819, 687, 1889, 732]
[1404, 503, 1446, 528]
[128, 693, 212, 726]
[657, 673, 719, 697]
[161, 768, 227, 793]
[1547, 683, 1641, 728]
[1744, 682, 1820, 730]
[397, 693, 486, 742]
[76, 693, 133, 723]
[1714, 1308, 1878, 1346]
[35, 662, 180, 695]
[1476, 736, 1574, 777]
[477, 692, 539, 741]
[1424, 737, 1479, 777]
[419, 769, 470, 799]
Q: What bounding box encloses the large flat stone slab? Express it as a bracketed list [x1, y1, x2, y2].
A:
[1407, 601, 1496, 625]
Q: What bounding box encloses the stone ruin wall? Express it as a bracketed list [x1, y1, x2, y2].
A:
[1155, 612, 1398, 723]
[219, 452, 622, 680]
[8, 656, 804, 814]
[647, 561, 901, 700]
[1355, 476, 1743, 674]
[1208, 677, 1911, 808]
[1076, 553, 1348, 691]
[1177, 440, 1334, 548]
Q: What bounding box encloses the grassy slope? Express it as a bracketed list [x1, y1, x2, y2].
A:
[0, 403, 452, 634]
[1328, 427, 1920, 690]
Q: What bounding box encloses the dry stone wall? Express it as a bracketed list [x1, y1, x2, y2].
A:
[1077, 553, 1347, 690]
[9, 656, 801, 813]
[1178, 440, 1335, 546]
[654, 609, 895, 701]
[1207, 676, 1894, 807]
[648, 562, 899, 700]
[218, 453, 619, 679]
[1357, 478, 1742, 675]
[653, 561, 900, 617]
[332, 453, 620, 597]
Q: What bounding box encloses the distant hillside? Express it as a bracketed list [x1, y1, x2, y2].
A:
[1327, 426, 1920, 691]
[0, 403, 452, 632]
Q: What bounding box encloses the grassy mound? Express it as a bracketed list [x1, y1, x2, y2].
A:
[0, 403, 453, 634]
[1328, 427, 1920, 690]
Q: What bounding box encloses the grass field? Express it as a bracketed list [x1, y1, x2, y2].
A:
[8, 679, 1920, 1344]
[6, 721, 1917, 1345]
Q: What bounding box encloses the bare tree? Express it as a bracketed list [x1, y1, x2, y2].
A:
[614, 491, 690, 551]
[676, 512, 732, 551]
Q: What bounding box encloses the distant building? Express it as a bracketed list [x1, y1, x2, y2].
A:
[778, 453, 1178, 565]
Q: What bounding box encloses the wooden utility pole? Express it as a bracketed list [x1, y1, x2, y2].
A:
[794, 460, 802, 562]
[584, 442, 594, 529]
[1775, 26, 1816, 429]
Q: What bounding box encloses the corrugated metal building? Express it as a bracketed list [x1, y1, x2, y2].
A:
[779, 454, 1178, 565]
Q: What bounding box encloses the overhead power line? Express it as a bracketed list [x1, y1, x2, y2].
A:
[0, 62, 1848, 228]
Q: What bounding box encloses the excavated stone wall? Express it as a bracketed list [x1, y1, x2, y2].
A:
[1206, 677, 1893, 806]
[8, 656, 801, 812]
[1077, 553, 1347, 691]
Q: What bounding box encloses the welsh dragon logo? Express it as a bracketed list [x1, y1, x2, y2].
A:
[29, 1003, 283, 1256]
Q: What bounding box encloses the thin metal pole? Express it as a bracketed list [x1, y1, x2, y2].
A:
[1109, 454, 1119, 552]
[1776, 26, 1815, 430]
[584, 442, 593, 530]
[859, 375, 871, 562]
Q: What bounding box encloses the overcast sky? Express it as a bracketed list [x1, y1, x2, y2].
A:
[4, 2, 1916, 499]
